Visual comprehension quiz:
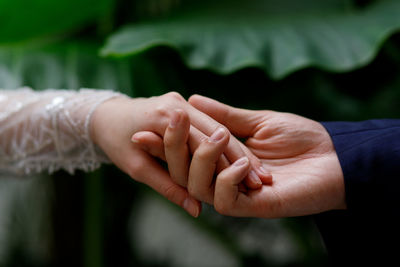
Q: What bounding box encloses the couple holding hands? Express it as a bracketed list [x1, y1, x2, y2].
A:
[2, 88, 399, 263]
[90, 91, 346, 219]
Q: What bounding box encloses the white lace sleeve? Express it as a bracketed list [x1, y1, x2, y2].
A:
[0, 87, 124, 176]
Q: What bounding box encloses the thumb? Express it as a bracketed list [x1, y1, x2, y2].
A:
[188, 95, 263, 137]
[131, 131, 165, 161]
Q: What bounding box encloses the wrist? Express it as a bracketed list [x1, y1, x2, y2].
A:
[318, 123, 347, 210]
[90, 95, 132, 147]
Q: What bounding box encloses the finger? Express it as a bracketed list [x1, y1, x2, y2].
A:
[132, 114, 245, 186]
[214, 157, 251, 217]
[143, 123, 228, 176]
[238, 141, 273, 185]
[146, 93, 264, 187]
[131, 150, 201, 217]
[188, 127, 230, 204]
[188, 126, 265, 189]
[164, 109, 191, 187]
[186, 105, 250, 163]
[188, 94, 265, 138]
[217, 154, 230, 173]
[131, 131, 165, 161]
[189, 95, 272, 185]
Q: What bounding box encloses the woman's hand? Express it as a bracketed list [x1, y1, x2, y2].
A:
[90, 93, 198, 217]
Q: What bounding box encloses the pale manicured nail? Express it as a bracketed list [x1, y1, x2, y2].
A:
[169, 110, 181, 128]
[234, 157, 249, 167]
[259, 166, 270, 175]
[183, 198, 199, 218]
[131, 136, 140, 143]
[258, 165, 273, 182]
[209, 127, 225, 143]
[249, 170, 262, 185]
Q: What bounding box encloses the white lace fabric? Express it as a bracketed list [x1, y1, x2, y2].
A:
[0, 87, 123, 175]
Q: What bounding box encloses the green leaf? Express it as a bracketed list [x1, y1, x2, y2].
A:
[0, 42, 134, 96]
[101, 0, 400, 79]
[0, 0, 113, 44]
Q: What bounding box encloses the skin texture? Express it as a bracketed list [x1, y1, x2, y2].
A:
[189, 95, 346, 218]
[135, 95, 346, 218]
[89, 92, 270, 217]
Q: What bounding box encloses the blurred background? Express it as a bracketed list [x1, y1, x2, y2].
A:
[1, 0, 400, 266]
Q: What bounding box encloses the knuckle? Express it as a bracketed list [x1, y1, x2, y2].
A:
[178, 109, 189, 122]
[155, 105, 169, 117]
[193, 146, 213, 162]
[162, 183, 180, 203]
[165, 91, 185, 102]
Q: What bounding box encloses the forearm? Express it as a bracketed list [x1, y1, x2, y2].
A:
[0, 87, 122, 175]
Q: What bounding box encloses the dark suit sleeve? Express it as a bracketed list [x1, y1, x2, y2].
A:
[314, 120, 400, 264]
[321, 119, 400, 215]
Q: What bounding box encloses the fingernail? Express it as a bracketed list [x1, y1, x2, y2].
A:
[169, 110, 181, 128]
[259, 166, 270, 175]
[183, 198, 199, 218]
[259, 165, 273, 184]
[234, 157, 249, 167]
[209, 127, 225, 143]
[131, 136, 140, 143]
[249, 170, 262, 186]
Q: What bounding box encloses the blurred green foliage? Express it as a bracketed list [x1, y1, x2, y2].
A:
[0, 0, 399, 266]
[102, 0, 400, 79]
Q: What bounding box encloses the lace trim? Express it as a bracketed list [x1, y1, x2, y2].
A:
[0, 87, 123, 175]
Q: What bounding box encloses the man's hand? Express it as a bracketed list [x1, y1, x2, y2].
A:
[188, 95, 346, 218]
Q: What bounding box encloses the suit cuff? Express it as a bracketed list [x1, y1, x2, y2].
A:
[320, 120, 400, 215]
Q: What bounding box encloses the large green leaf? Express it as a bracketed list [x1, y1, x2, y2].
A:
[0, 42, 133, 95]
[102, 0, 400, 79]
[0, 0, 112, 44]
